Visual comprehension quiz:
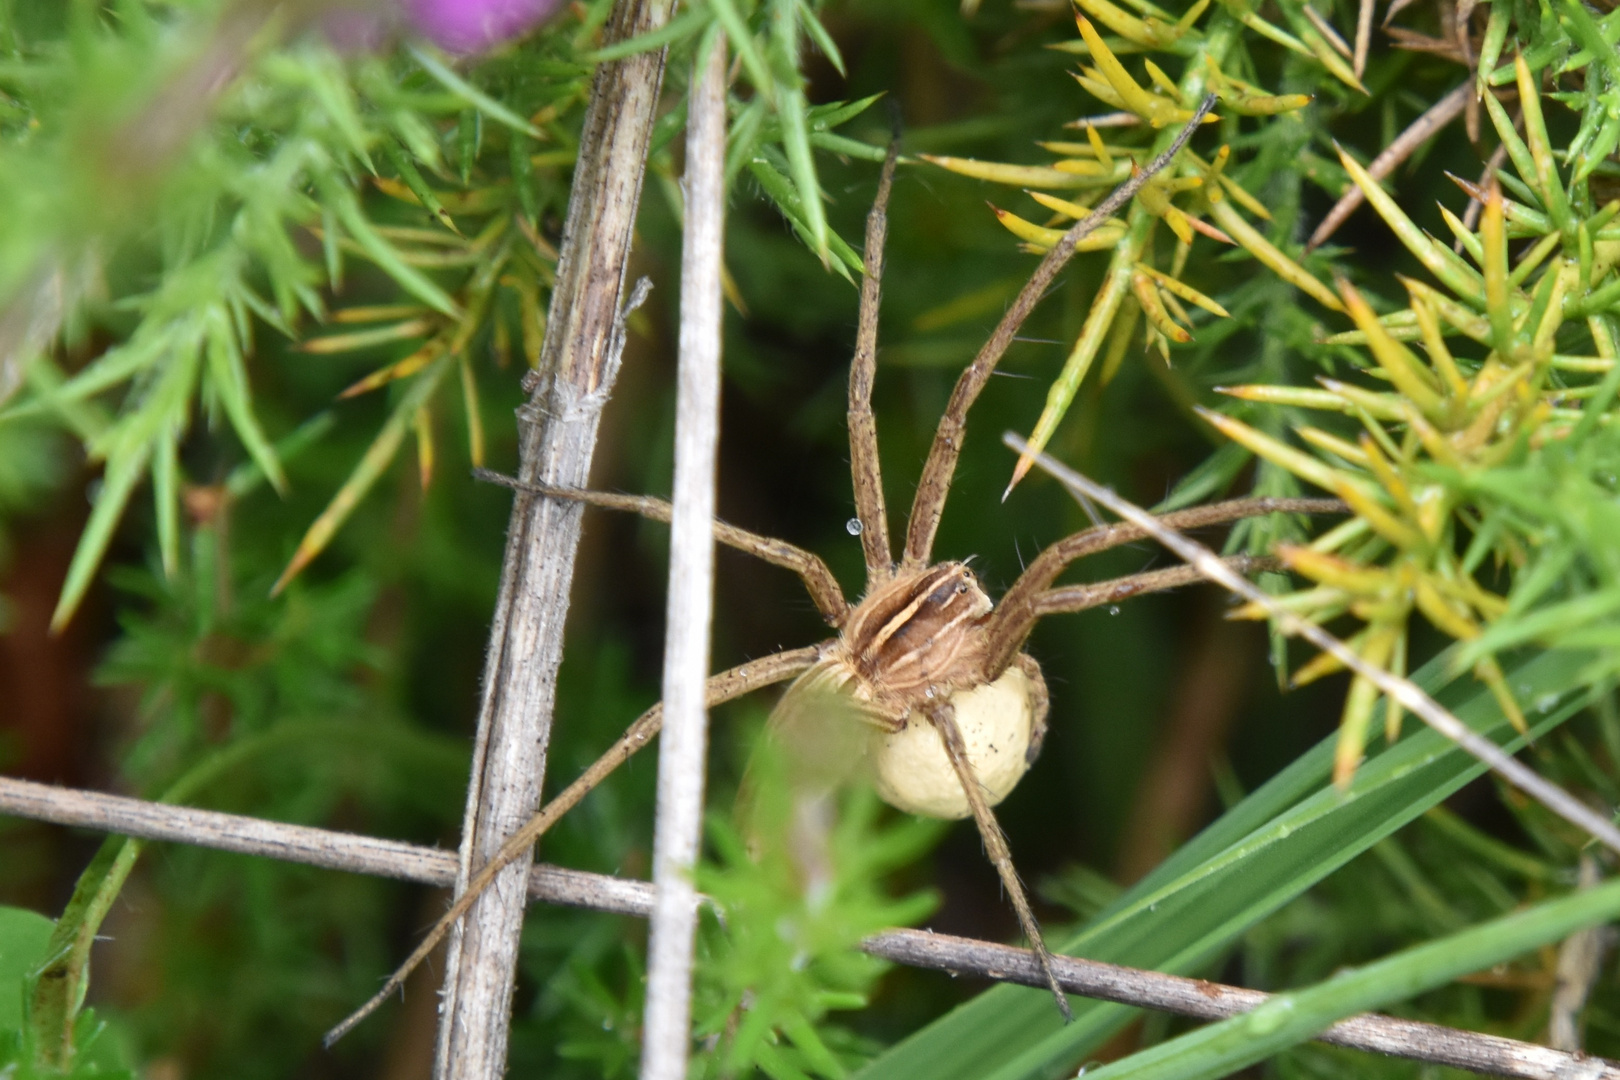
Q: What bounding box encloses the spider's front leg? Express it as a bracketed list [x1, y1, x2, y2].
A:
[984, 496, 1346, 677]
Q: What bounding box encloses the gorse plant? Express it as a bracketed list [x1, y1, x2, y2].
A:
[6, 0, 1620, 1077]
[928, 0, 1620, 788]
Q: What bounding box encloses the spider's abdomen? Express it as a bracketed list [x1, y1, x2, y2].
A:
[867, 664, 1043, 820]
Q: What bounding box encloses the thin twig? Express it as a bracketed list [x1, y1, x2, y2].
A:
[1003, 430, 1620, 857]
[0, 776, 657, 917]
[860, 932, 1620, 1080]
[1550, 858, 1615, 1051]
[639, 36, 727, 1080]
[1307, 82, 1472, 251]
[4, 774, 1616, 1080]
[1302, 4, 1353, 59]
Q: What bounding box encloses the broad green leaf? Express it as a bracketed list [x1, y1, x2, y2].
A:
[0, 906, 53, 1032]
[856, 646, 1592, 1080]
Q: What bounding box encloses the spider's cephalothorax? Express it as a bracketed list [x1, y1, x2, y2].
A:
[780, 562, 1049, 820]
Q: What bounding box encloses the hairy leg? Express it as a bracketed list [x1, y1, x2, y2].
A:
[985, 497, 1344, 677]
[847, 138, 901, 586]
[325, 644, 828, 1046]
[475, 468, 850, 625]
[927, 702, 1071, 1022]
[1031, 555, 1282, 620]
[900, 97, 1220, 572]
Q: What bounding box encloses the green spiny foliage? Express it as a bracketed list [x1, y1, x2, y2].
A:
[6, 0, 1620, 1077]
[919, 0, 1620, 791]
[0, 0, 880, 633]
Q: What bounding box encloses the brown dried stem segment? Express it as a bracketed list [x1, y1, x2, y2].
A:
[849, 139, 903, 586]
[324, 645, 824, 1047]
[985, 497, 1346, 677]
[1354, 0, 1375, 79]
[927, 702, 1072, 1022]
[474, 470, 850, 625]
[902, 93, 1219, 572]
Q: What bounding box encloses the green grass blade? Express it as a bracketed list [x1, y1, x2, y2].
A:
[855, 646, 1592, 1080]
[1081, 874, 1620, 1080]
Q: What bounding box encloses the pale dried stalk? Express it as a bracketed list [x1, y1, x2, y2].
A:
[639, 36, 728, 1080]
[0, 776, 657, 917]
[1004, 431, 1620, 856]
[4, 774, 1616, 1080]
[1354, 0, 1375, 79]
[436, 0, 674, 1071]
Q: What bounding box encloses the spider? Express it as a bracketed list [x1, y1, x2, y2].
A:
[330, 109, 1342, 1041]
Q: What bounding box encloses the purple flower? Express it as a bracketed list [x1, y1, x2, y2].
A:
[404, 0, 563, 53]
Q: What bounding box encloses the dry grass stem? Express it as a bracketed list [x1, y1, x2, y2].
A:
[1355, 0, 1375, 78]
[3, 774, 1614, 1080]
[416, 0, 677, 1068]
[639, 36, 728, 1080]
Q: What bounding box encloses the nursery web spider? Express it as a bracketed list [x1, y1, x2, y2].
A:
[329, 97, 1343, 1042]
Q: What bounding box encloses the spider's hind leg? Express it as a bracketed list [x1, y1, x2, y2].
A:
[325, 643, 827, 1047]
[927, 701, 1072, 1022]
